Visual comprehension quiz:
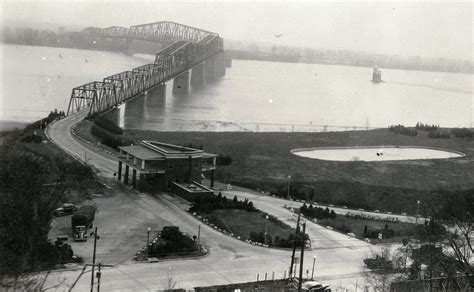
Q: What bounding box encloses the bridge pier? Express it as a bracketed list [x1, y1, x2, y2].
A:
[224, 52, 232, 68]
[172, 71, 190, 94]
[214, 52, 226, 77]
[191, 63, 205, 88]
[205, 57, 216, 82]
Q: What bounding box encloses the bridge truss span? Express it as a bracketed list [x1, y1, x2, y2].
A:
[67, 82, 117, 115]
[67, 21, 224, 116]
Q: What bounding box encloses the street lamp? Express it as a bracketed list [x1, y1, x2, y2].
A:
[311, 255, 316, 280]
[264, 214, 269, 245]
[147, 227, 151, 259]
[416, 200, 420, 224]
[287, 175, 291, 201]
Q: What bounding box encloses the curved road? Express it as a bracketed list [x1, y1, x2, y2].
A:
[43, 112, 375, 290]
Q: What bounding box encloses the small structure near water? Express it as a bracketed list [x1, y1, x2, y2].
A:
[372, 67, 383, 83]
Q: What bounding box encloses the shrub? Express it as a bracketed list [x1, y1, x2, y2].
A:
[189, 193, 257, 213]
[300, 204, 336, 220]
[451, 128, 474, 138]
[94, 116, 122, 135]
[428, 130, 450, 139]
[216, 154, 232, 166]
[91, 124, 131, 149]
[149, 226, 197, 256]
[21, 134, 42, 143]
[389, 124, 417, 136]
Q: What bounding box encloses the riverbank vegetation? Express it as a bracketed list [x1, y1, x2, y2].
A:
[0, 113, 101, 276]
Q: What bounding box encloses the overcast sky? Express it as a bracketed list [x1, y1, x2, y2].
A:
[2, 0, 472, 60]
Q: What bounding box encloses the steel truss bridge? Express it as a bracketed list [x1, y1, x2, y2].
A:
[67, 21, 224, 116]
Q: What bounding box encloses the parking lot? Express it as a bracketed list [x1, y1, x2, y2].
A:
[49, 179, 180, 265]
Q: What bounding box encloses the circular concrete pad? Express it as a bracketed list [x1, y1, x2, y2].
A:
[291, 146, 464, 162]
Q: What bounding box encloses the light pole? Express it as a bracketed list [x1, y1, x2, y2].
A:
[264, 214, 269, 245]
[287, 175, 291, 201]
[416, 200, 420, 224]
[147, 227, 151, 259]
[311, 255, 316, 280]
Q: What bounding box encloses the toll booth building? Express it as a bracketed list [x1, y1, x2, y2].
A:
[117, 141, 217, 191]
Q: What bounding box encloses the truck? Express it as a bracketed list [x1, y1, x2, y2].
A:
[71, 205, 96, 242]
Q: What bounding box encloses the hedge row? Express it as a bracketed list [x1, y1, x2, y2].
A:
[94, 117, 123, 135]
[91, 124, 131, 149]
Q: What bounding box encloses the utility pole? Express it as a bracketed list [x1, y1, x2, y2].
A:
[289, 213, 301, 279]
[90, 227, 98, 292]
[298, 221, 306, 292]
[198, 224, 201, 244]
[96, 263, 102, 292]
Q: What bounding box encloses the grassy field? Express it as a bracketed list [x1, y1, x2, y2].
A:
[318, 216, 417, 243]
[203, 209, 294, 242]
[73, 120, 473, 217]
[124, 129, 474, 190]
[121, 128, 474, 216]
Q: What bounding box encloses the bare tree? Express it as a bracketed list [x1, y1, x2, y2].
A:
[445, 215, 473, 287]
[163, 267, 178, 291]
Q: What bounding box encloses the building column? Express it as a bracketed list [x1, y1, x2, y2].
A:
[118, 161, 122, 180]
[210, 170, 215, 188]
[172, 71, 190, 94]
[124, 165, 129, 184]
[132, 169, 137, 188]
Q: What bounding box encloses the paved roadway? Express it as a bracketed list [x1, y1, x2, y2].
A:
[42, 112, 376, 291]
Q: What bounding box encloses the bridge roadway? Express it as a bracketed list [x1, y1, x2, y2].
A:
[43, 112, 376, 290]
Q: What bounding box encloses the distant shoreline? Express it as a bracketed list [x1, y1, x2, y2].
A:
[2, 41, 472, 75]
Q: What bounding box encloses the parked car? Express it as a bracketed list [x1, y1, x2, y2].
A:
[374, 210, 380, 213]
[53, 203, 78, 217]
[347, 233, 356, 237]
[302, 281, 331, 292]
[226, 184, 232, 190]
[328, 204, 334, 207]
[358, 208, 365, 211]
[401, 212, 407, 216]
[387, 211, 392, 214]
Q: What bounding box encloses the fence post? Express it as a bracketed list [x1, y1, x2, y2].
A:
[265, 272, 267, 281]
[256, 273, 259, 282]
[283, 270, 286, 279]
[272, 271, 275, 281]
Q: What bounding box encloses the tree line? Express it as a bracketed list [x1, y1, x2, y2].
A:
[0, 118, 97, 276]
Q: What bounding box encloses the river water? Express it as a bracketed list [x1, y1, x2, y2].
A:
[2, 44, 472, 131]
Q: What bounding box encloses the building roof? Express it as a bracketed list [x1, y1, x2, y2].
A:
[119, 145, 165, 160]
[119, 141, 215, 161]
